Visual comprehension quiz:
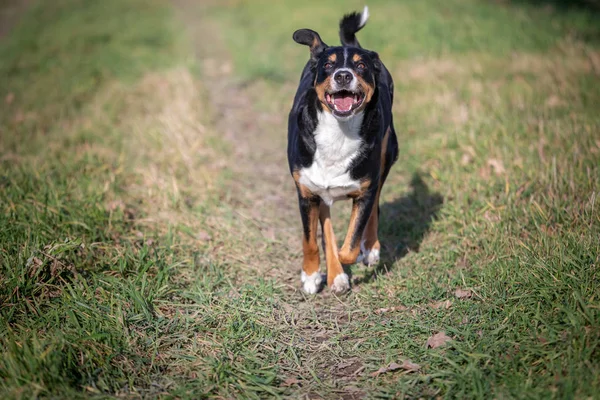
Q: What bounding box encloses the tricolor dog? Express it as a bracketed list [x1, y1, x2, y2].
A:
[288, 7, 398, 294]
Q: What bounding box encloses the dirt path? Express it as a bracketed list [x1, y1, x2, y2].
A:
[172, 2, 371, 393]
[174, 1, 314, 289]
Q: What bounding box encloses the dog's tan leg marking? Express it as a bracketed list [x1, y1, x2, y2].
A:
[338, 178, 371, 264]
[293, 171, 322, 293]
[320, 203, 349, 293]
[302, 202, 320, 275]
[338, 201, 363, 264]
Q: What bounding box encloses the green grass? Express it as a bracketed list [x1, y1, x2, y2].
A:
[1, 0, 599, 398]
[208, 0, 599, 82]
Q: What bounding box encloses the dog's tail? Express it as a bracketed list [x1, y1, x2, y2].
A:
[339, 6, 369, 48]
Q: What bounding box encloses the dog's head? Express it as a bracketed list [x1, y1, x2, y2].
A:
[293, 29, 380, 119]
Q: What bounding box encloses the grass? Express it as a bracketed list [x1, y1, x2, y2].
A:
[1, 0, 599, 398]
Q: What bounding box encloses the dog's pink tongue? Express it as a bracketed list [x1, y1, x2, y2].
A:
[334, 93, 354, 112]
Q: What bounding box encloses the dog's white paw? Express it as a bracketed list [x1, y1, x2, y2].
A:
[358, 241, 380, 266]
[362, 248, 380, 266]
[331, 273, 350, 294]
[301, 271, 322, 294]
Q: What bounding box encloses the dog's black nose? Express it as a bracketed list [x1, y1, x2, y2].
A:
[334, 71, 353, 86]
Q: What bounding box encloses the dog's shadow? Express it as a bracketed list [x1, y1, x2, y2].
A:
[351, 172, 444, 285]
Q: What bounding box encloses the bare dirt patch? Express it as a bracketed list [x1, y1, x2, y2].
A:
[171, 1, 378, 393]
[174, 0, 302, 280]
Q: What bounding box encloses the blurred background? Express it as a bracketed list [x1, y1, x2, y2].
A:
[1, 0, 599, 398]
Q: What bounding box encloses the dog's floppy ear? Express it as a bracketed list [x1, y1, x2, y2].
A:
[293, 29, 328, 61]
[369, 51, 382, 73]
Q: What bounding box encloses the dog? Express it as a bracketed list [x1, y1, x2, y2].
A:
[287, 7, 398, 294]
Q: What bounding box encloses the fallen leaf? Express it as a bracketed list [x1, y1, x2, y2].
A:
[515, 183, 528, 197]
[124, 208, 136, 220]
[545, 95, 562, 108]
[483, 210, 500, 223]
[336, 361, 355, 370]
[13, 110, 24, 123]
[371, 360, 421, 377]
[399, 359, 421, 372]
[457, 256, 470, 269]
[451, 104, 469, 124]
[374, 305, 408, 314]
[196, 231, 211, 241]
[455, 289, 472, 299]
[540, 224, 556, 236]
[107, 200, 125, 211]
[478, 166, 490, 180]
[426, 332, 452, 349]
[538, 137, 547, 163]
[460, 153, 473, 166]
[262, 227, 276, 240]
[487, 158, 505, 176]
[281, 377, 301, 387]
[430, 300, 452, 309]
[220, 61, 233, 74]
[5, 93, 14, 105]
[26, 256, 43, 277]
[334, 359, 364, 377]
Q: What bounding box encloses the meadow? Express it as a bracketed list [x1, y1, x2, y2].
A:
[1, 0, 599, 398]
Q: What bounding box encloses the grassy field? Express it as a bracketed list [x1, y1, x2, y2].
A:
[1, 0, 599, 398]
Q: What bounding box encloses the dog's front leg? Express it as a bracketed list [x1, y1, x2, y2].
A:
[298, 194, 322, 294]
[339, 185, 377, 265]
[319, 203, 350, 293]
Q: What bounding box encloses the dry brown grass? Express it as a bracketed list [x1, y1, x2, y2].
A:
[392, 42, 600, 131]
[89, 68, 225, 243]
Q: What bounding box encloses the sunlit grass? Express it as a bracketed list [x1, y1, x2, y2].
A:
[1, 0, 598, 398]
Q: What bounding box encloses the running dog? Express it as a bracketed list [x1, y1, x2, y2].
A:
[288, 7, 398, 293]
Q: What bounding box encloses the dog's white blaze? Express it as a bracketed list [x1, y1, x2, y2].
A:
[298, 111, 363, 206]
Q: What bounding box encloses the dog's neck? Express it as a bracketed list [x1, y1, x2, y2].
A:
[316, 109, 364, 140]
[312, 110, 363, 169]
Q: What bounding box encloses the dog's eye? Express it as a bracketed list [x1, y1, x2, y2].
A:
[324, 62, 333, 70]
[357, 62, 366, 70]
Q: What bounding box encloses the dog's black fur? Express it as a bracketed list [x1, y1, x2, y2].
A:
[287, 8, 398, 293]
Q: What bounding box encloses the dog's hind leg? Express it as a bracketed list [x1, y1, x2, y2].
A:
[319, 203, 350, 293]
[338, 181, 377, 266]
[360, 126, 397, 266]
[360, 189, 381, 266]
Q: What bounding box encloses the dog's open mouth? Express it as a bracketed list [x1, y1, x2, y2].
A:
[325, 90, 365, 116]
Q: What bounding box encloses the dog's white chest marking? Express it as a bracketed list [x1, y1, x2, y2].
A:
[298, 111, 363, 206]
